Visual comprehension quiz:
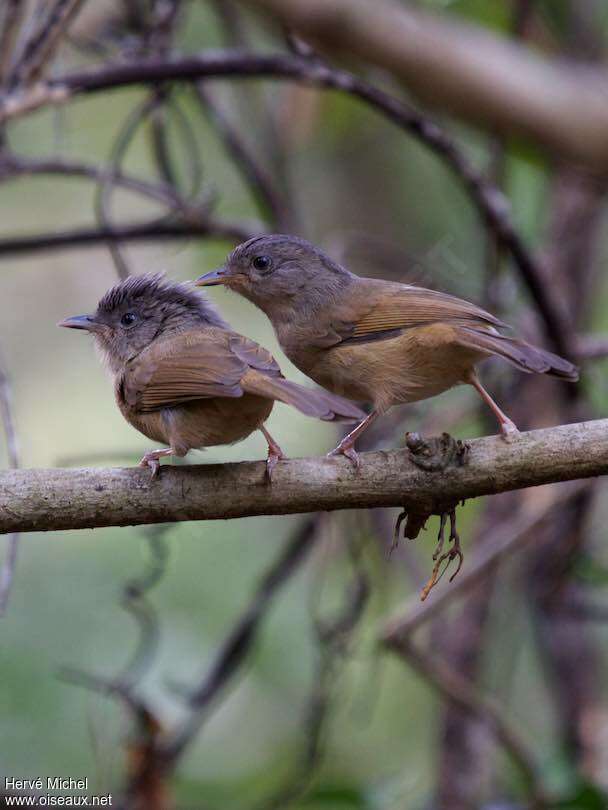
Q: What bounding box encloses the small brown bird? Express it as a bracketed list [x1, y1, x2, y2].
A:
[58, 273, 365, 477]
[197, 234, 579, 467]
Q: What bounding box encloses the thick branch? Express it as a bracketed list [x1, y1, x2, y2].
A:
[241, 0, 608, 170]
[1, 420, 606, 534]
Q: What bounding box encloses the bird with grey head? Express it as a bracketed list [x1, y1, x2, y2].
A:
[196, 234, 579, 467]
[58, 272, 365, 477]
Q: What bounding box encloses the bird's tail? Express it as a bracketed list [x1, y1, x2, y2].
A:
[242, 370, 366, 422]
[456, 326, 579, 381]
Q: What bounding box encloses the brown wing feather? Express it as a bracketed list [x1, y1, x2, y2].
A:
[454, 325, 579, 381]
[123, 330, 247, 413]
[334, 281, 506, 345]
[228, 333, 283, 377]
[241, 370, 365, 422]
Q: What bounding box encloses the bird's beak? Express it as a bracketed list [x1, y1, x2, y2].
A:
[195, 267, 228, 287]
[57, 314, 100, 332]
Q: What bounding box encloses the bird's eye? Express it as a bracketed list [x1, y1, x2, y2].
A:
[252, 255, 272, 273]
[120, 312, 137, 327]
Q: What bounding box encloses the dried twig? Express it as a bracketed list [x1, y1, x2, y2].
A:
[385, 634, 550, 808]
[0, 217, 260, 257]
[381, 481, 588, 642]
[256, 536, 369, 810]
[163, 514, 320, 765]
[195, 83, 285, 226]
[8, 0, 85, 89]
[0, 0, 24, 88]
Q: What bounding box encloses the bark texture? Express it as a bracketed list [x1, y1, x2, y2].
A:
[0, 419, 606, 534]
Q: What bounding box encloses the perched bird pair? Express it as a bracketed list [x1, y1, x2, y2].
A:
[59, 273, 364, 477]
[61, 235, 578, 475]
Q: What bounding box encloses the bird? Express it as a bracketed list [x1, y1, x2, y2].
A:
[196, 234, 579, 467]
[58, 272, 366, 477]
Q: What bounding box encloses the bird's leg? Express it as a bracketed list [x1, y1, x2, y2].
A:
[466, 371, 519, 442]
[139, 447, 175, 478]
[327, 410, 379, 470]
[260, 425, 285, 482]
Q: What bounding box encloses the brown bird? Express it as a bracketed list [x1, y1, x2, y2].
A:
[58, 273, 365, 477]
[196, 234, 578, 467]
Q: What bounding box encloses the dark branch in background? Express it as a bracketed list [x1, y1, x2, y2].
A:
[1, 420, 607, 535]
[8, 0, 85, 89]
[95, 95, 162, 280]
[115, 515, 320, 803]
[256, 537, 369, 810]
[0, 49, 572, 352]
[195, 83, 285, 227]
[0, 344, 20, 615]
[163, 514, 320, 766]
[0, 218, 260, 257]
[0, 0, 23, 89]
[384, 634, 549, 808]
[240, 0, 608, 170]
[60, 524, 172, 810]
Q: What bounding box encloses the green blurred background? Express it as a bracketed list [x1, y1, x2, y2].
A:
[1, 1, 608, 808]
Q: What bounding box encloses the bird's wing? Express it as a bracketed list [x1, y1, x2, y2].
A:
[122, 330, 251, 413]
[327, 280, 506, 346]
[227, 333, 283, 377]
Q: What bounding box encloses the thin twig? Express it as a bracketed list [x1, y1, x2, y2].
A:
[9, 0, 85, 89]
[195, 83, 285, 226]
[256, 536, 369, 810]
[163, 514, 320, 765]
[0, 217, 260, 257]
[386, 635, 550, 808]
[0, 153, 206, 215]
[0, 49, 570, 350]
[0, 0, 24, 88]
[381, 481, 587, 642]
[95, 94, 164, 279]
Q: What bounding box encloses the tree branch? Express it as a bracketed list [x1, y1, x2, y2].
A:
[1, 420, 606, 534]
[240, 0, 608, 170]
[0, 49, 572, 351]
[0, 218, 260, 257]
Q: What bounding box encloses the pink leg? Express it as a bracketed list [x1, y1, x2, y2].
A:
[466, 371, 519, 442]
[260, 425, 286, 482]
[139, 447, 175, 478]
[327, 410, 379, 469]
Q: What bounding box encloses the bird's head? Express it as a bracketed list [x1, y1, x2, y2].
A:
[195, 234, 353, 319]
[58, 272, 228, 372]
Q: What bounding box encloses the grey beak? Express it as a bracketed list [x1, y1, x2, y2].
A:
[195, 267, 228, 287]
[57, 314, 98, 331]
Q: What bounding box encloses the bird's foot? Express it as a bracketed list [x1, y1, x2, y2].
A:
[500, 419, 520, 443]
[327, 440, 361, 470]
[138, 448, 173, 479]
[265, 445, 286, 483]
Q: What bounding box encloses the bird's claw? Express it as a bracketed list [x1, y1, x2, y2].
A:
[138, 452, 162, 479]
[265, 449, 285, 483]
[500, 420, 520, 443]
[327, 443, 361, 470]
